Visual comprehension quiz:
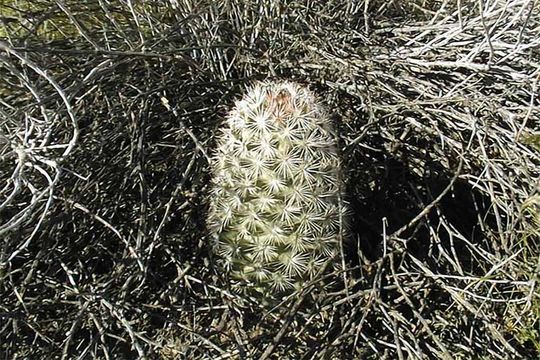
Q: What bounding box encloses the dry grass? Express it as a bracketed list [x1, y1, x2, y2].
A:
[1, 0, 539, 359]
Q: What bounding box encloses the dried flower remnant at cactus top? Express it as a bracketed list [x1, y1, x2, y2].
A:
[208, 81, 346, 297]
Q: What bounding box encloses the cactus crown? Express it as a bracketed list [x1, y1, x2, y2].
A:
[208, 81, 346, 298]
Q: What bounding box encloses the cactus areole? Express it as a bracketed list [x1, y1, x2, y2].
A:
[208, 81, 346, 298]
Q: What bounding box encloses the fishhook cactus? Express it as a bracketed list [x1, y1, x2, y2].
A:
[208, 81, 346, 298]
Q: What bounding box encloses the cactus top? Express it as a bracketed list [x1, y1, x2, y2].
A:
[208, 81, 345, 297]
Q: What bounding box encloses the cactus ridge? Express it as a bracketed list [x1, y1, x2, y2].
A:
[208, 81, 346, 296]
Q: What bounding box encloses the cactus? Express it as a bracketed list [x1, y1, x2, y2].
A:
[208, 81, 346, 298]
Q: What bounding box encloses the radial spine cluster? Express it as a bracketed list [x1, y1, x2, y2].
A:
[208, 81, 346, 296]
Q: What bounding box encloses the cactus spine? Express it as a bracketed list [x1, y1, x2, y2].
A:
[208, 81, 346, 297]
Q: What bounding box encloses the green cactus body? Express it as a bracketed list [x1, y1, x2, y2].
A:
[208, 81, 346, 297]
